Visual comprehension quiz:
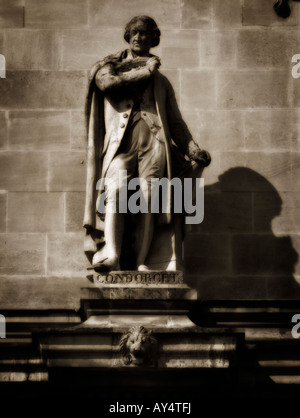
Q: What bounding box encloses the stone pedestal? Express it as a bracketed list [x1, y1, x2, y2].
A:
[81, 271, 197, 331]
[37, 272, 242, 373]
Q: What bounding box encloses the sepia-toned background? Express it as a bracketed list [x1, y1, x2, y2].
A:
[0, 0, 299, 308]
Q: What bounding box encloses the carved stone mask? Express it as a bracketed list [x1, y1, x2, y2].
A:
[119, 325, 157, 366]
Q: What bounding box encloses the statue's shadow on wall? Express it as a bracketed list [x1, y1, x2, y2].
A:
[185, 167, 300, 299]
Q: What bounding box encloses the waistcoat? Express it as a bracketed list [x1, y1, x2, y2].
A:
[129, 78, 163, 142]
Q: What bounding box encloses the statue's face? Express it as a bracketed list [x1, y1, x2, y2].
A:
[129, 21, 152, 56]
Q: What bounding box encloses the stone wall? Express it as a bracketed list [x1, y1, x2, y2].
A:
[0, 0, 299, 307]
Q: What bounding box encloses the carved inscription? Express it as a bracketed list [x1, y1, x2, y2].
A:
[94, 271, 183, 285]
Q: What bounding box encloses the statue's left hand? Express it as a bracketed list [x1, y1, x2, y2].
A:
[191, 149, 211, 167]
[146, 56, 161, 74]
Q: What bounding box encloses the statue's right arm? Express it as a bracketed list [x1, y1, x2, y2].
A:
[95, 63, 152, 93]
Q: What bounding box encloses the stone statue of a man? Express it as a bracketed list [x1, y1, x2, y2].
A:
[83, 15, 211, 272]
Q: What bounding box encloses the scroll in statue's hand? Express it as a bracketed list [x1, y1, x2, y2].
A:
[190, 149, 211, 167]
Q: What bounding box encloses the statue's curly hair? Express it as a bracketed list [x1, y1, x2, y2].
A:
[124, 16, 161, 48]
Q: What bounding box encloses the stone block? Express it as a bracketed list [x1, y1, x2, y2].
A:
[290, 235, 300, 276]
[7, 192, 64, 232]
[160, 30, 199, 69]
[0, 71, 86, 109]
[3, 29, 61, 70]
[292, 153, 300, 191]
[71, 111, 86, 150]
[8, 111, 70, 150]
[242, 0, 298, 26]
[0, 192, 6, 232]
[184, 233, 230, 275]
[194, 190, 252, 233]
[244, 110, 299, 151]
[188, 275, 268, 299]
[25, 0, 88, 29]
[200, 31, 237, 69]
[0, 233, 46, 275]
[0, 276, 88, 309]
[219, 152, 292, 192]
[266, 191, 300, 234]
[0, 111, 8, 150]
[181, 0, 212, 29]
[266, 276, 300, 299]
[182, 109, 244, 151]
[47, 232, 88, 276]
[62, 29, 124, 70]
[48, 152, 86, 191]
[280, 191, 300, 231]
[89, 0, 181, 29]
[253, 191, 283, 232]
[213, 0, 242, 28]
[162, 47, 199, 69]
[292, 77, 300, 108]
[232, 234, 299, 276]
[292, 110, 300, 151]
[217, 71, 289, 109]
[237, 30, 299, 70]
[65, 192, 85, 232]
[0, 0, 24, 28]
[181, 70, 216, 110]
[0, 151, 48, 191]
[161, 30, 199, 49]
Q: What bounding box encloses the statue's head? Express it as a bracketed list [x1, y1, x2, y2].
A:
[124, 16, 161, 56]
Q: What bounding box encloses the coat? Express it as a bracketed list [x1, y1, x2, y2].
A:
[83, 50, 198, 253]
